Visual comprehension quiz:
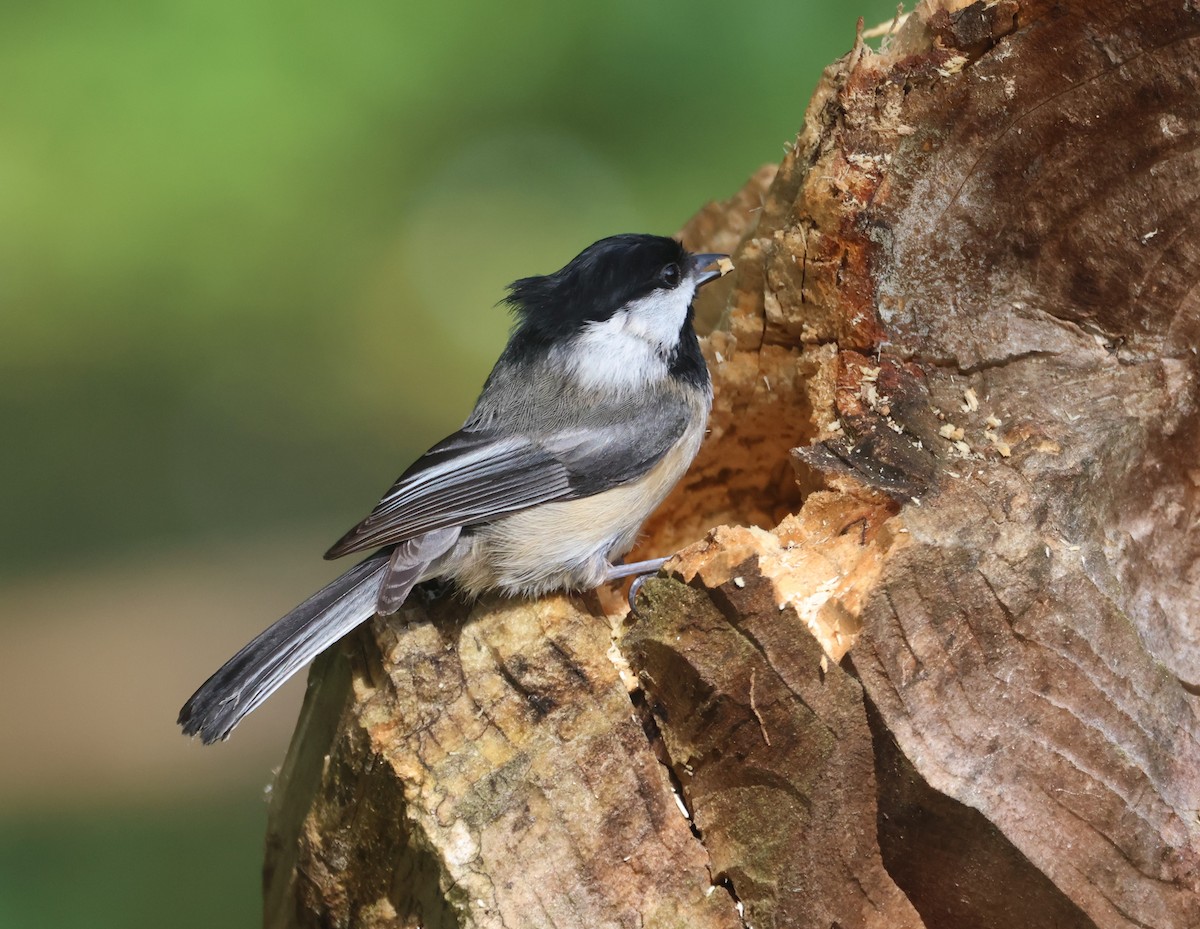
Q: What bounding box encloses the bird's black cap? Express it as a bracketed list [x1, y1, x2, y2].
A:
[504, 234, 691, 344]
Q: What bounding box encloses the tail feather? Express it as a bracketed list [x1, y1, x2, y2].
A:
[179, 553, 389, 743]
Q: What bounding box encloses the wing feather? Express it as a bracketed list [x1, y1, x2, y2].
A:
[325, 432, 573, 557]
[325, 399, 693, 560]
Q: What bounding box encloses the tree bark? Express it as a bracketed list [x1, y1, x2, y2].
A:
[264, 1, 1200, 927]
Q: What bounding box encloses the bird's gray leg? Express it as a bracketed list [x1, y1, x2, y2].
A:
[604, 557, 669, 582]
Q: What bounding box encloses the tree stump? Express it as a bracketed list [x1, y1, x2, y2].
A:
[264, 1, 1200, 927]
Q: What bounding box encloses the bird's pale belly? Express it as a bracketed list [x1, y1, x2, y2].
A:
[437, 415, 705, 597]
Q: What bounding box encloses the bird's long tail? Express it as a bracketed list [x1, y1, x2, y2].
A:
[178, 553, 389, 744]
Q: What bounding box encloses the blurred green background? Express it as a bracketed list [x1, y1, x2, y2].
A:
[0, 1, 895, 925]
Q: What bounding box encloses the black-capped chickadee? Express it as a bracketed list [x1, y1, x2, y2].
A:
[179, 234, 728, 743]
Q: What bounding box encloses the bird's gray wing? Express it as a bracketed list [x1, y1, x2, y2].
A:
[324, 403, 690, 559]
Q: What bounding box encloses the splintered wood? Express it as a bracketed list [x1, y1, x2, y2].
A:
[266, 2, 1200, 928]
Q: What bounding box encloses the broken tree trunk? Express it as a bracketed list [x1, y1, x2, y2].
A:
[263, 1, 1200, 927]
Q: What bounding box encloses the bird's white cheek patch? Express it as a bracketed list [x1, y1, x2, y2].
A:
[623, 286, 693, 348]
[559, 312, 664, 392]
[560, 286, 696, 393]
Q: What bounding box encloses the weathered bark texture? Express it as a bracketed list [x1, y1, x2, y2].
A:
[264, 1, 1200, 927]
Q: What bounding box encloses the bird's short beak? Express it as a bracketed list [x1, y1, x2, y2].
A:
[690, 252, 731, 287]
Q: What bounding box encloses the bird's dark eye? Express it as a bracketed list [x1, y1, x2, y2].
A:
[659, 262, 682, 288]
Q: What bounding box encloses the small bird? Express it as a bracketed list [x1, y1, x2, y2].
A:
[179, 234, 728, 743]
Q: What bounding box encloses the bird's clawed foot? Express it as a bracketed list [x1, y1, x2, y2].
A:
[605, 557, 670, 613]
[627, 574, 652, 613]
